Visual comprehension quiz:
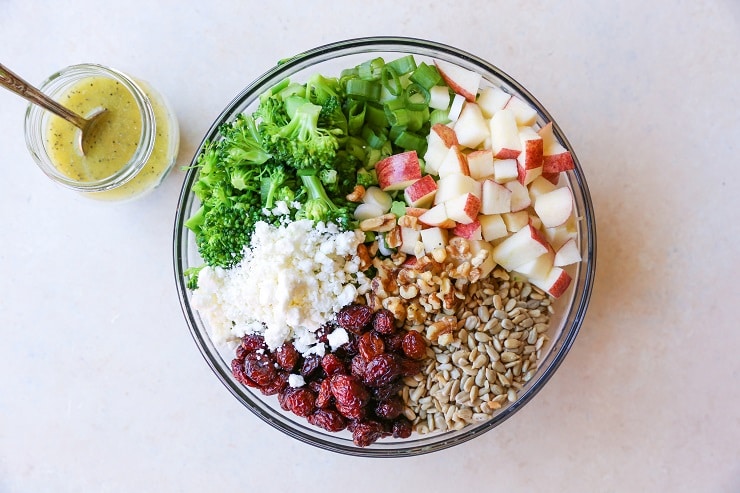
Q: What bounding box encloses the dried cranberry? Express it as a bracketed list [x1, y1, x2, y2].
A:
[260, 370, 289, 396]
[350, 354, 367, 380]
[372, 381, 403, 402]
[397, 355, 423, 377]
[363, 353, 401, 388]
[334, 336, 358, 359]
[352, 420, 386, 447]
[321, 353, 346, 376]
[243, 352, 277, 387]
[315, 378, 334, 409]
[402, 331, 427, 360]
[335, 400, 366, 420]
[314, 322, 334, 344]
[231, 358, 258, 388]
[392, 417, 413, 439]
[336, 303, 373, 334]
[372, 308, 396, 335]
[300, 353, 323, 380]
[308, 379, 323, 393]
[375, 396, 404, 420]
[277, 387, 292, 411]
[358, 331, 385, 361]
[283, 387, 316, 417]
[275, 343, 300, 371]
[235, 344, 248, 361]
[330, 374, 370, 409]
[383, 332, 405, 353]
[241, 334, 267, 352]
[307, 409, 347, 432]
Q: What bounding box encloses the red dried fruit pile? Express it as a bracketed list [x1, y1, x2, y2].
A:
[230, 304, 428, 447]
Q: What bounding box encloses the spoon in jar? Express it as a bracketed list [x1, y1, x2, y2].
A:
[0, 62, 107, 155]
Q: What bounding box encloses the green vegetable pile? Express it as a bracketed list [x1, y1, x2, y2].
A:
[185, 54, 451, 287]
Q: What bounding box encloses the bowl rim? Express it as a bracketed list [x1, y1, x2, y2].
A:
[173, 35, 597, 457]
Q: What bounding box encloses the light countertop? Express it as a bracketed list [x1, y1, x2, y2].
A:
[1, 1, 738, 492]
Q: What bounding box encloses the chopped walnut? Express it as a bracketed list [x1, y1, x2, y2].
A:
[345, 185, 365, 202]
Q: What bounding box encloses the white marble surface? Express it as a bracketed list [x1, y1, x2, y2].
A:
[1, 1, 739, 492]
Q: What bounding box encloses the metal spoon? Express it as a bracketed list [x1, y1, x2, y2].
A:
[0, 62, 107, 155]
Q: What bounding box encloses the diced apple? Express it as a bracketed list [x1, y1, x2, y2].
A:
[553, 237, 581, 266]
[434, 59, 482, 102]
[469, 240, 495, 279]
[479, 214, 508, 242]
[376, 151, 422, 191]
[452, 220, 482, 241]
[480, 179, 512, 215]
[429, 85, 452, 110]
[543, 222, 578, 251]
[438, 146, 470, 178]
[477, 85, 512, 118]
[420, 227, 449, 253]
[516, 127, 544, 186]
[448, 94, 466, 122]
[434, 173, 481, 204]
[453, 102, 489, 149]
[419, 203, 455, 229]
[467, 149, 495, 181]
[424, 124, 458, 175]
[404, 175, 438, 208]
[505, 180, 531, 212]
[504, 95, 537, 126]
[534, 187, 574, 228]
[493, 158, 519, 183]
[541, 171, 561, 185]
[502, 210, 529, 232]
[353, 202, 385, 221]
[489, 109, 521, 159]
[363, 186, 393, 212]
[404, 207, 429, 218]
[538, 122, 575, 174]
[528, 213, 543, 231]
[444, 192, 481, 224]
[513, 249, 555, 281]
[399, 227, 422, 255]
[531, 267, 572, 298]
[491, 223, 550, 271]
[528, 175, 557, 205]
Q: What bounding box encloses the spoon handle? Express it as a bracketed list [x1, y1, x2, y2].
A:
[0, 63, 88, 130]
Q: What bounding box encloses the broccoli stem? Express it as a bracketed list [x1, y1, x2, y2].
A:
[300, 174, 338, 211]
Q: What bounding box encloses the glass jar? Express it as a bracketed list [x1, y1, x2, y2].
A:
[24, 63, 179, 201]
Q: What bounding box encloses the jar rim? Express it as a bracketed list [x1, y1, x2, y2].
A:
[24, 63, 156, 192]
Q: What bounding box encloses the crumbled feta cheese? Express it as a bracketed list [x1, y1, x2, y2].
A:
[288, 374, 305, 388]
[327, 327, 349, 351]
[191, 219, 365, 355]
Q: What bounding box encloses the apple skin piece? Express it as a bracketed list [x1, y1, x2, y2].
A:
[504, 95, 538, 126]
[541, 171, 561, 185]
[533, 186, 574, 228]
[504, 180, 531, 212]
[467, 149, 495, 181]
[434, 59, 482, 102]
[437, 146, 471, 178]
[538, 122, 575, 174]
[404, 175, 438, 208]
[399, 227, 422, 255]
[444, 192, 481, 224]
[434, 173, 481, 205]
[420, 227, 449, 253]
[493, 158, 519, 183]
[477, 85, 512, 118]
[531, 266, 572, 298]
[479, 214, 508, 242]
[453, 102, 489, 149]
[553, 237, 582, 267]
[376, 151, 422, 191]
[452, 219, 482, 241]
[489, 109, 521, 159]
[516, 127, 544, 186]
[480, 179, 512, 215]
[491, 223, 550, 271]
[419, 203, 456, 229]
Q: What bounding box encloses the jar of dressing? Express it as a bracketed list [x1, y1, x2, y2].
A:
[24, 63, 179, 201]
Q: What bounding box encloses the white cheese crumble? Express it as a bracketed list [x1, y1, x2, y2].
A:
[288, 374, 305, 388]
[191, 219, 367, 355]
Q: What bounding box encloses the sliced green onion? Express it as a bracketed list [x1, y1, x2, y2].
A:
[358, 57, 385, 81]
[409, 62, 442, 89]
[389, 124, 407, 142]
[346, 100, 366, 135]
[405, 83, 430, 111]
[386, 55, 417, 75]
[364, 103, 389, 128]
[429, 108, 451, 126]
[346, 78, 381, 101]
[345, 137, 367, 160]
[361, 125, 388, 149]
[394, 130, 427, 153]
[381, 65, 402, 96]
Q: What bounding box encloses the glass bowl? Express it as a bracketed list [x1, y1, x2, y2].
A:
[173, 36, 596, 457]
